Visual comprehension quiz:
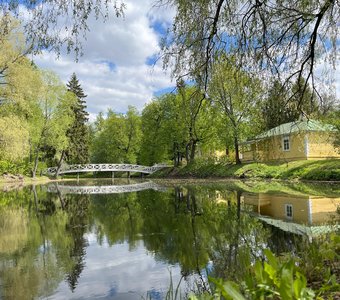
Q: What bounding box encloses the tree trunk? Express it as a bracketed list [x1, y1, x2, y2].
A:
[185, 143, 190, 163]
[32, 150, 40, 178]
[225, 147, 229, 156]
[55, 150, 65, 178]
[190, 140, 197, 161]
[234, 136, 241, 164]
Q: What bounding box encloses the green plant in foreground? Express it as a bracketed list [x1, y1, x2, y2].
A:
[189, 249, 315, 300]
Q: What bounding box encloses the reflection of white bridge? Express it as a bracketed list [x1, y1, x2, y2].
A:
[47, 182, 167, 195]
[46, 163, 169, 176]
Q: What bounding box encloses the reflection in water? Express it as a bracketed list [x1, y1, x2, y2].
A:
[0, 180, 338, 299]
[47, 180, 167, 194]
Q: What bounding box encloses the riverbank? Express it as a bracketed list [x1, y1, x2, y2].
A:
[151, 159, 340, 181]
[0, 174, 76, 189]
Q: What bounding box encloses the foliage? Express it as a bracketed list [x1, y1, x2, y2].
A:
[208, 56, 262, 163]
[29, 71, 76, 177]
[161, 0, 338, 101]
[139, 86, 218, 167]
[260, 78, 320, 131]
[0, 1, 125, 57]
[91, 106, 141, 163]
[0, 116, 29, 162]
[65, 73, 90, 164]
[191, 230, 340, 300]
[190, 250, 315, 300]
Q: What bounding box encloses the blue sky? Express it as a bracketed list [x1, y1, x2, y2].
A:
[33, 0, 175, 121]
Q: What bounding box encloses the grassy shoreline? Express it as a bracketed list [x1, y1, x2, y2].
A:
[151, 159, 340, 182]
[1, 159, 339, 185]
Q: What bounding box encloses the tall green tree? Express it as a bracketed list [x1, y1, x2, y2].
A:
[91, 106, 141, 164]
[30, 71, 76, 178]
[209, 57, 261, 164]
[261, 80, 294, 130]
[64, 73, 90, 165]
[0, 17, 43, 164]
[262, 78, 320, 130]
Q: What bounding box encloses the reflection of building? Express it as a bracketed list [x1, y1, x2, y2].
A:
[242, 193, 340, 225]
[239, 120, 339, 162]
[241, 193, 340, 237]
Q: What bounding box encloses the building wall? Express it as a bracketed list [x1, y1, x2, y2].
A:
[240, 131, 340, 162]
[242, 193, 340, 225]
[307, 132, 340, 159]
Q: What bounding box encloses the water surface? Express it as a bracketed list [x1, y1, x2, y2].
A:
[0, 179, 339, 299]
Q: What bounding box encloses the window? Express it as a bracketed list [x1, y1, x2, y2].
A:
[282, 136, 290, 151]
[285, 204, 293, 219]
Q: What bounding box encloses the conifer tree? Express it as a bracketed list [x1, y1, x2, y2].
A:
[65, 73, 90, 164]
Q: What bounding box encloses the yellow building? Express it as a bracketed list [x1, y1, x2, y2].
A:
[240, 120, 340, 162]
[241, 192, 340, 225]
[240, 192, 340, 238]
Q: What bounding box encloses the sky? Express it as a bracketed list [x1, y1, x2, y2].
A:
[32, 0, 339, 122]
[33, 0, 175, 122]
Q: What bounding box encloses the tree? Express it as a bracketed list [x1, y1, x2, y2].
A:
[64, 73, 90, 165]
[261, 78, 322, 130]
[261, 80, 295, 130]
[91, 106, 141, 164]
[209, 57, 261, 164]
[160, 0, 338, 101]
[139, 100, 169, 165]
[30, 71, 76, 178]
[140, 88, 217, 167]
[0, 17, 44, 164]
[0, 1, 125, 57]
[177, 82, 215, 163]
[0, 116, 29, 162]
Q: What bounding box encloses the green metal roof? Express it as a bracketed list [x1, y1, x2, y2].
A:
[256, 214, 339, 238]
[255, 120, 335, 140]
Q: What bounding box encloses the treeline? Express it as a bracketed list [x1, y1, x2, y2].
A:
[91, 63, 338, 167]
[0, 17, 89, 177]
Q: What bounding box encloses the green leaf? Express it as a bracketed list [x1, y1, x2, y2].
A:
[264, 249, 278, 269]
[209, 278, 246, 300]
[279, 263, 293, 300]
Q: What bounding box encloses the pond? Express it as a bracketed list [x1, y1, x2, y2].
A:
[0, 179, 339, 299]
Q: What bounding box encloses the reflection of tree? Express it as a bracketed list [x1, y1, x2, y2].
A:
[58, 192, 90, 292]
[90, 192, 142, 249]
[265, 224, 304, 255]
[182, 186, 269, 284]
[1, 181, 314, 298]
[0, 185, 91, 299]
[88, 184, 270, 290]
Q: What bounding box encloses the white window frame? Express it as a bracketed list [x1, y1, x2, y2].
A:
[285, 204, 293, 219]
[282, 136, 290, 151]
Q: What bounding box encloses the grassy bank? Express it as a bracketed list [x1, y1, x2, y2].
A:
[152, 159, 340, 181]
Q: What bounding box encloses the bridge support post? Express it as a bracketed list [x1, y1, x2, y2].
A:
[112, 171, 114, 179]
[127, 171, 130, 178]
[77, 172, 79, 182]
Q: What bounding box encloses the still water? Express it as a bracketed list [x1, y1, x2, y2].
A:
[0, 179, 339, 299]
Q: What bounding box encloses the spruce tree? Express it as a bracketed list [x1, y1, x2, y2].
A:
[65, 73, 90, 164]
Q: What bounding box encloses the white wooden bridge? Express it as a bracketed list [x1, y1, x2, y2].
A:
[47, 181, 167, 195]
[46, 163, 169, 176]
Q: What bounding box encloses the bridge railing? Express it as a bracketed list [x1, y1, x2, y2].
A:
[46, 163, 170, 176]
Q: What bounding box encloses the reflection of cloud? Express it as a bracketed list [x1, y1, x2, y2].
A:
[51, 239, 188, 300]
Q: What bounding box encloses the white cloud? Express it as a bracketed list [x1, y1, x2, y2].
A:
[33, 0, 174, 119]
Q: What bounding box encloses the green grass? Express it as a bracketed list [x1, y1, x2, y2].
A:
[152, 159, 340, 181]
